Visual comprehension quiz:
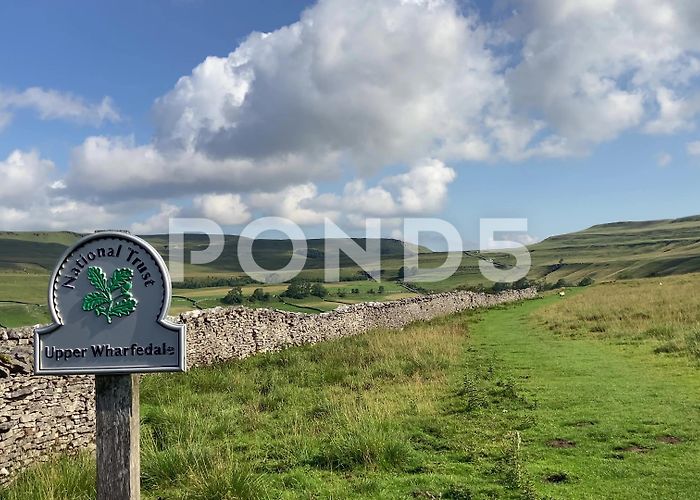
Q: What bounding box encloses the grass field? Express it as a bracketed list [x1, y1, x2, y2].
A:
[4, 277, 700, 499]
[169, 280, 414, 315]
[534, 273, 700, 359]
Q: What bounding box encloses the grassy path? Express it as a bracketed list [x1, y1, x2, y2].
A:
[471, 295, 700, 499]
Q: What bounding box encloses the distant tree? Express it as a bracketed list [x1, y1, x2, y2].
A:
[378, 285, 385, 294]
[180, 276, 255, 289]
[310, 283, 328, 297]
[282, 279, 311, 299]
[492, 282, 511, 293]
[368, 288, 376, 294]
[578, 276, 595, 287]
[351, 288, 360, 294]
[251, 288, 268, 301]
[221, 287, 243, 305]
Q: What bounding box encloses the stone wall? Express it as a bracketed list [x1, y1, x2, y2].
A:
[0, 288, 536, 484]
[182, 288, 538, 367]
[0, 330, 95, 482]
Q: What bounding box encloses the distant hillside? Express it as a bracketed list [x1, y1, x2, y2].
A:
[525, 215, 700, 283]
[0, 232, 430, 275]
[2, 215, 700, 285]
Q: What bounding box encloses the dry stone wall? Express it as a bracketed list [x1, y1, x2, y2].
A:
[0, 330, 95, 483]
[182, 288, 538, 367]
[0, 288, 536, 484]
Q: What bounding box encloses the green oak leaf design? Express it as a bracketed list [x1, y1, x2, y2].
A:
[82, 266, 138, 323]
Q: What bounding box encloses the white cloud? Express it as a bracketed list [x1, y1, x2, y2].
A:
[0, 87, 120, 127]
[644, 88, 698, 134]
[69, 0, 700, 207]
[250, 159, 457, 226]
[687, 140, 700, 157]
[484, 231, 540, 249]
[0, 150, 57, 207]
[67, 135, 337, 200]
[506, 0, 700, 147]
[131, 204, 181, 234]
[248, 159, 456, 227]
[250, 184, 339, 225]
[150, 0, 523, 170]
[193, 193, 251, 225]
[371, 159, 456, 215]
[0, 150, 163, 232]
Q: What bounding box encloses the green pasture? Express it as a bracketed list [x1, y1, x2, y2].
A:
[5, 278, 700, 498]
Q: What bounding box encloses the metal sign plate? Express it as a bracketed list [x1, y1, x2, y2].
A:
[34, 232, 186, 375]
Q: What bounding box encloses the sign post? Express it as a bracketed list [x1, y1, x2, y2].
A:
[95, 374, 140, 499]
[34, 232, 186, 500]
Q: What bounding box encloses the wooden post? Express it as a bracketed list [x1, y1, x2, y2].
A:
[95, 374, 140, 500]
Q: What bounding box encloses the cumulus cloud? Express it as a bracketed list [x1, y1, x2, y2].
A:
[69, 0, 700, 204]
[193, 193, 251, 225]
[250, 184, 339, 225]
[0, 150, 56, 207]
[249, 159, 456, 226]
[340, 159, 457, 217]
[0, 150, 118, 231]
[644, 88, 698, 134]
[0, 87, 120, 128]
[504, 0, 700, 149]
[67, 135, 338, 200]
[152, 0, 508, 169]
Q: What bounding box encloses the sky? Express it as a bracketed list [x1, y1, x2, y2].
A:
[1, 0, 700, 248]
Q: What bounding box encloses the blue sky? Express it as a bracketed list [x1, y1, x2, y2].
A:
[1, 0, 699, 247]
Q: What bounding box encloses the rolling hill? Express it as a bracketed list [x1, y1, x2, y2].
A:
[0, 232, 429, 276]
[526, 215, 700, 283]
[3, 214, 700, 326]
[390, 214, 700, 291]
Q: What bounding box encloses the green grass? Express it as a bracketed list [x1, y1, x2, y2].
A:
[5, 282, 700, 498]
[1, 307, 528, 499]
[0, 273, 50, 303]
[534, 273, 700, 359]
[0, 303, 49, 328]
[469, 296, 700, 499]
[0, 454, 95, 500]
[168, 280, 415, 316]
